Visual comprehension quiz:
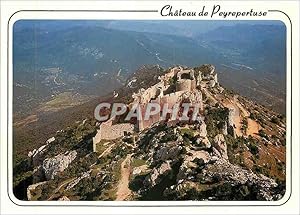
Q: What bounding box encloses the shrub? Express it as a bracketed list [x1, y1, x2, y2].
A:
[249, 142, 259, 156]
[249, 112, 256, 120]
[258, 129, 268, 140]
[271, 116, 279, 124]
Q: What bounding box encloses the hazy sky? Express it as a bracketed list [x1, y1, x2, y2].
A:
[14, 20, 284, 38]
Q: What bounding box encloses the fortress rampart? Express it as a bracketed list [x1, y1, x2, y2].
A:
[92, 118, 134, 152]
[93, 64, 217, 146]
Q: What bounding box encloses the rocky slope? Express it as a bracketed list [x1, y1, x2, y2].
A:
[13, 65, 286, 201]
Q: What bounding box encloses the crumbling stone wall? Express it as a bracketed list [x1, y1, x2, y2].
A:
[160, 91, 184, 107]
[93, 118, 134, 151]
[138, 100, 161, 131]
[176, 79, 192, 92]
[92, 64, 218, 148]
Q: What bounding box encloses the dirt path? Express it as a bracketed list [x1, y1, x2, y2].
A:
[234, 98, 249, 117]
[233, 96, 261, 137]
[246, 118, 261, 137]
[222, 99, 243, 137]
[205, 90, 261, 138]
[116, 154, 132, 201]
[221, 96, 261, 137]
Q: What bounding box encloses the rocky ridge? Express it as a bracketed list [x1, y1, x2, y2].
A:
[13, 64, 286, 201]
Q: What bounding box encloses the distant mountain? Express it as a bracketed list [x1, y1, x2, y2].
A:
[198, 24, 286, 75]
[93, 20, 285, 38]
[194, 24, 286, 113]
[13, 21, 286, 119]
[13, 22, 224, 117]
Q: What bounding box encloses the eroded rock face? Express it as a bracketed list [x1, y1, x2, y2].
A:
[58, 196, 70, 201]
[177, 150, 211, 180]
[209, 79, 216, 88]
[202, 159, 278, 200]
[195, 137, 211, 149]
[28, 137, 56, 167]
[227, 108, 236, 138]
[66, 170, 91, 190]
[164, 158, 278, 201]
[154, 143, 182, 161]
[228, 108, 235, 127]
[212, 134, 228, 159]
[198, 122, 207, 137]
[28, 144, 49, 167]
[46, 137, 56, 144]
[221, 122, 228, 135]
[145, 160, 172, 187]
[42, 151, 77, 180]
[27, 181, 47, 200]
[181, 91, 203, 105]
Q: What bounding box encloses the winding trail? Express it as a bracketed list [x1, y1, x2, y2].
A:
[222, 99, 243, 137]
[116, 154, 132, 201]
[246, 119, 261, 137]
[234, 97, 261, 136]
[221, 95, 261, 137]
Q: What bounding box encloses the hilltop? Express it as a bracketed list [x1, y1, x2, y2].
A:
[13, 64, 286, 201]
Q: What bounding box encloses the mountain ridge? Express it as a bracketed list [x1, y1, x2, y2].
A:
[13, 64, 286, 201]
[13, 22, 286, 120]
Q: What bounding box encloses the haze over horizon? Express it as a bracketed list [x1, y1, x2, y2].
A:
[14, 20, 285, 37]
[13, 20, 286, 117]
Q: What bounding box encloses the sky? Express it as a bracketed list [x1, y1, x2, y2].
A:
[14, 20, 284, 38]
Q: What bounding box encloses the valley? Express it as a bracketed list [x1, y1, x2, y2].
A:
[12, 20, 287, 202]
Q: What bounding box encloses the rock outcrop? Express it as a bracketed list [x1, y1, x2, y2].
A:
[66, 170, 91, 190]
[131, 108, 281, 201]
[28, 137, 56, 166]
[27, 181, 47, 200]
[212, 134, 228, 159]
[145, 160, 172, 187]
[201, 158, 278, 200]
[221, 122, 228, 135]
[28, 144, 48, 167]
[154, 143, 182, 162]
[58, 196, 70, 201]
[20, 64, 285, 201]
[163, 157, 278, 201]
[42, 151, 77, 180]
[227, 108, 236, 138]
[198, 121, 207, 137]
[177, 150, 211, 180]
[195, 137, 211, 149]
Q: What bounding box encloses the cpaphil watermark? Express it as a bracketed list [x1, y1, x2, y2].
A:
[94, 102, 202, 122]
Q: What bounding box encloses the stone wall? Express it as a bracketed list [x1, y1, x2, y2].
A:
[93, 118, 134, 151]
[133, 82, 165, 104]
[160, 91, 184, 107]
[177, 69, 195, 81]
[159, 66, 180, 82]
[138, 98, 161, 131]
[176, 79, 192, 92]
[93, 64, 216, 144]
[100, 123, 134, 140]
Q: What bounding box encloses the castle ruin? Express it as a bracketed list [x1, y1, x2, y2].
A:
[92, 64, 219, 152]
